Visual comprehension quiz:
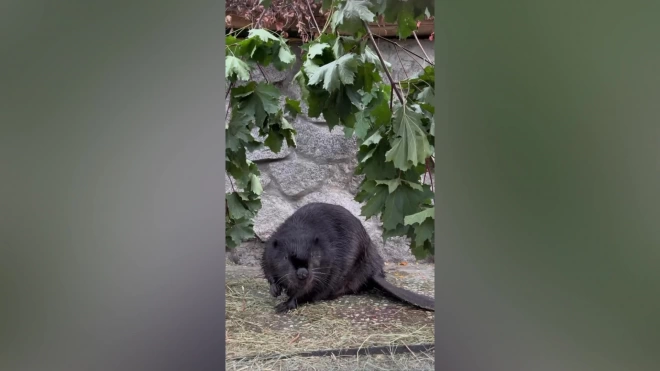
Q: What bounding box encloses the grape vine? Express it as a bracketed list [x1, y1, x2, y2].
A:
[226, 0, 436, 258]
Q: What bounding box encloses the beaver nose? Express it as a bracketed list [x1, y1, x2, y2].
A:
[296, 268, 308, 280]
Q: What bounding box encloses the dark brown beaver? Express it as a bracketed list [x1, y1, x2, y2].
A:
[261, 202, 435, 313]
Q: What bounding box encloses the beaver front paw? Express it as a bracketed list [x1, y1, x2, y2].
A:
[275, 300, 296, 314]
[269, 283, 282, 297]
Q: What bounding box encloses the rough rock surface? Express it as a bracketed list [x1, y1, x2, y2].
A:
[227, 39, 435, 265]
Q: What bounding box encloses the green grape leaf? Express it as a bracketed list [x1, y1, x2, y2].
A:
[417, 86, 434, 103]
[360, 184, 389, 219]
[225, 56, 251, 82]
[308, 43, 331, 59]
[353, 111, 371, 140]
[362, 46, 392, 70]
[232, 82, 280, 127]
[263, 113, 297, 153]
[362, 130, 383, 148]
[412, 218, 434, 245]
[284, 98, 302, 118]
[322, 108, 340, 130]
[308, 53, 360, 92]
[385, 105, 432, 171]
[331, 0, 375, 35]
[381, 183, 433, 230]
[375, 179, 401, 193]
[343, 126, 354, 138]
[226, 117, 261, 153]
[249, 174, 263, 195]
[247, 29, 279, 43]
[410, 239, 432, 259]
[226, 192, 259, 219]
[226, 35, 239, 45]
[277, 39, 296, 65]
[306, 89, 328, 118]
[358, 139, 397, 179]
[303, 58, 321, 78]
[395, 7, 418, 39]
[280, 116, 297, 147]
[264, 131, 285, 153]
[366, 92, 392, 128]
[404, 207, 434, 226]
[226, 218, 255, 248]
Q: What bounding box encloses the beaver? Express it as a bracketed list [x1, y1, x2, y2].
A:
[261, 202, 435, 313]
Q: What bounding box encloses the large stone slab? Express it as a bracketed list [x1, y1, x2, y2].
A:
[268, 156, 328, 197]
[292, 119, 358, 162]
[252, 192, 296, 240]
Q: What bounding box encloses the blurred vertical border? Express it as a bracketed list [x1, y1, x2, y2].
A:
[435, 1, 660, 370]
[1, 1, 226, 370]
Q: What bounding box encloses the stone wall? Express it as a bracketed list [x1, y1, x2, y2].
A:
[227, 39, 435, 266]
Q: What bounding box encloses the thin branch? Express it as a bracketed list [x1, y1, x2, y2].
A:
[425, 158, 434, 193]
[226, 81, 234, 100]
[374, 35, 434, 66]
[394, 47, 411, 82]
[363, 20, 404, 105]
[412, 31, 433, 64]
[254, 7, 267, 28]
[227, 172, 237, 193]
[257, 64, 269, 83]
[226, 81, 234, 125]
[305, 0, 321, 35]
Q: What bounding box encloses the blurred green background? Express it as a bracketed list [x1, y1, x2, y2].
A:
[436, 1, 659, 370]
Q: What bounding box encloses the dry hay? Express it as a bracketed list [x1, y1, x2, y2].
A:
[226, 350, 435, 370]
[225, 273, 435, 362]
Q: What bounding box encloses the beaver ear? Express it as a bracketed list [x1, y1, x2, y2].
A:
[313, 237, 319, 245]
[272, 239, 278, 248]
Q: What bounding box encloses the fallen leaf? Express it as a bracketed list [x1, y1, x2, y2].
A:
[399, 261, 408, 266]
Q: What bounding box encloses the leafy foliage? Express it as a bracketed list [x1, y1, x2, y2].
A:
[226, 0, 435, 258]
[225, 28, 298, 249]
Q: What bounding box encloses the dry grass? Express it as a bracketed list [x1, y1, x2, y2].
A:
[226, 350, 435, 370]
[225, 276, 434, 361]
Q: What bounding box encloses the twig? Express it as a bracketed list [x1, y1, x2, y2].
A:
[225, 80, 232, 126]
[254, 7, 267, 28]
[394, 47, 410, 80]
[363, 20, 404, 105]
[374, 35, 434, 66]
[288, 333, 301, 344]
[412, 31, 433, 64]
[394, 47, 411, 99]
[227, 172, 237, 193]
[425, 158, 434, 192]
[305, 0, 321, 34]
[257, 64, 269, 83]
[226, 81, 234, 100]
